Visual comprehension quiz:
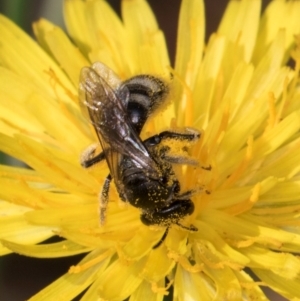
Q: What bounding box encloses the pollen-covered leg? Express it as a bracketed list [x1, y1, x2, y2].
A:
[99, 174, 112, 225]
[143, 128, 200, 147]
[174, 187, 206, 199]
[161, 151, 200, 166]
[80, 144, 105, 168]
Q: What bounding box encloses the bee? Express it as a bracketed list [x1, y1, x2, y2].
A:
[79, 62, 199, 248]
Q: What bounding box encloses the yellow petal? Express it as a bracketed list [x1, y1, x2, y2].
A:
[25, 203, 98, 227]
[218, 87, 298, 179]
[122, 225, 165, 260]
[175, 0, 205, 87]
[63, 0, 95, 58]
[218, 0, 261, 62]
[203, 61, 253, 145]
[191, 34, 225, 127]
[192, 221, 249, 267]
[253, 0, 300, 63]
[259, 180, 300, 205]
[253, 268, 300, 300]
[0, 68, 45, 136]
[1, 239, 93, 258]
[89, 258, 144, 301]
[141, 245, 175, 282]
[33, 18, 89, 87]
[0, 15, 76, 104]
[83, 0, 129, 75]
[202, 209, 300, 249]
[243, 245, 300, 279]
[234, 270, 269, 300]
[28, 248, 111, 301]
[0, 208, 52, 255]
[253, 139, 300, 182]
[204, 265, 242, 300]
[175, 265, 214, 300]
[130, 280, 164, 301]
[122, 0, 170, 74]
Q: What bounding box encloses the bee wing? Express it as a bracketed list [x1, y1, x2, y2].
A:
[79, 62, 160, 179]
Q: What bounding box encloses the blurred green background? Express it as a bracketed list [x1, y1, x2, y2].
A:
[0, 0, 286, 300]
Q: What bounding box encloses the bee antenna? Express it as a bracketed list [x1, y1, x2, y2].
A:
[176, 222, 198, 232]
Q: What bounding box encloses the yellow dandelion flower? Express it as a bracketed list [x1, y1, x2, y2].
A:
[1, 0, 300, 300]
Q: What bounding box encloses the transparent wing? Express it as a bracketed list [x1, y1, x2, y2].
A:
[79, 62, 160, 179]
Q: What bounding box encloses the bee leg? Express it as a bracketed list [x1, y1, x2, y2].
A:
[144, 129, 200, 147]
[81, 145, 106, 168]
[176, 222, 198, 232]
[162, 153, 199, 166]
[99, 174, 112, 225]
[156, 144, 199, 166]
[158, 128, 200, 142]
[158, 143, 211, 170]
[163, 152, 211, 171]
[153, 227, 169, 249]
[175, 188, 200, 199]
